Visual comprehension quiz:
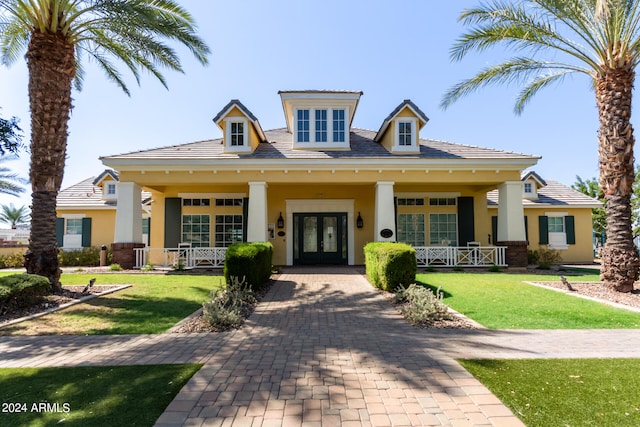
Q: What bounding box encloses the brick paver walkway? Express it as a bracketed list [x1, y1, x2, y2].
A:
[2, 266, 640, 426]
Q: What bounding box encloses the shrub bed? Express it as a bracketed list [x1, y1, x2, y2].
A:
[224, 242, 273, 289]
[0, 251, 25, 268]
[0, 274, 51, 315]
[364, 242, 416, 292]
[58, 247, 112, 267]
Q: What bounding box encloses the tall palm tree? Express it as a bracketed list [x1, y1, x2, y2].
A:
[0, 155, 27, 197]
[0, 204, 29, 229]
[0, 0, 209, 291]
[441, 0, 640, 292]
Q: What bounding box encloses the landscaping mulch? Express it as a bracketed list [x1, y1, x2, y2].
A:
[0, 285, 121, 325]
[534, 280, 640, 310]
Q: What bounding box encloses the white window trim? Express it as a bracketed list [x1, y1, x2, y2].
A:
[225, 118, 251, 152]
[523, 180, 538, 199]
[293, 107, 350, 148]
[102, 181, 117, 200]
[61, 214, 86, 249]
[393, 118, 418, 152]
[545, 212, 568, 250]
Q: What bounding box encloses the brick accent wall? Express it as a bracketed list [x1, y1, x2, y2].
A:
[496, 240, 528, 268]
[111, 242, 145, 269]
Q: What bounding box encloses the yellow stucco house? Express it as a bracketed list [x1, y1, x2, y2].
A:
[56, 90, 600, 268]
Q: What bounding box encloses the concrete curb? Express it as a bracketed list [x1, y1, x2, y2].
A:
[0, 284, 132, 329]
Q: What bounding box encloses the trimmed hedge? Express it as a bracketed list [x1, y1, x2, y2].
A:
[224, 242, 273, 289]
[364, 242, 416, 292]
[0, 274, 51, 315]
[58, 246, 112, 267]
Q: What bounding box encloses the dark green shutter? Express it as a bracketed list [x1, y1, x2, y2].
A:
[142, 218, 150, 246]
[164, 198, 182, 248]
[491, 216, 498, 244]
[81, 218, 92, 247]
[457, 197, 475, 245]
[56, 218, 64, 247]
[539, 216, 549, 244]
[524, 216, 529, 242]
[394, 197, 398, 242]
[565, 216, 576, 244]
[242, 197, 249, 242]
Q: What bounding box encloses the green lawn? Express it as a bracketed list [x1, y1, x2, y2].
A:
[416, 271, 640, 329]
[0, 364, 201, 427]
[0, 273, 224, 335]
[460, 358, 640, 427]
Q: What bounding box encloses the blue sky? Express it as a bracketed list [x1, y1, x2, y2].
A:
[0, 0, 612, 212]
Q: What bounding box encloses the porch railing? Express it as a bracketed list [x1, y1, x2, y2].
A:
[413, 245, 507, 267]
[134, 247, 227, 269]
[134, 245, 506, 269]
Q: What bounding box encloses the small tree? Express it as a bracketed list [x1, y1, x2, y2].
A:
[0, 204, 29, 229]
[572, 175, 606, 243]
[0, 111, 23, 156]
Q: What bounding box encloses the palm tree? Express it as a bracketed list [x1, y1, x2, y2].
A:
[0, 155, 27, 197]
[0, 0, 209, 291]
[0, 204, 29, 229]
[441, 0, 640, 292]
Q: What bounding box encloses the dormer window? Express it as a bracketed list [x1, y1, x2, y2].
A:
[225, 118, 250, 152]
[230, 122, 244, 146]
[333, 109, 345, 142]
[393, 118, 417, 151]
[213, 99, 266, 154]
[524, 183, 533, 194]
[315, 110, 327, 142]
[107, 183, 116, 196]
[399, 121, 412, 146]
[293, 107, 350, 147]
[297, 110, 310, 142]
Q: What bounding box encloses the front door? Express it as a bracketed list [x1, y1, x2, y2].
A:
[294, 213, 347, 265]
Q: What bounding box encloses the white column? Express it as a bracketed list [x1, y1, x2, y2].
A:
[375, 181, 396, 242]
[114, 182, 143, 243]
[497, 180, 526, 242]
[247, 181, 268, 242]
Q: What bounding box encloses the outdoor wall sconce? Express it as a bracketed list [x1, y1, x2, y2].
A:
[356, 212, 364, 228]
[277, 212, 284, 229]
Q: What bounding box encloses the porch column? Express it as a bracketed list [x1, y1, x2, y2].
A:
[375, 181, 396, 242]
[496, 180, 527, 267]
[114, 182, 143, 243]
[247, 181, 268, 242]
[112, 182, 144, 269]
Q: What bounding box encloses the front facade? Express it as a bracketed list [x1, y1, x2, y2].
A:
[60, 90, 597, 267]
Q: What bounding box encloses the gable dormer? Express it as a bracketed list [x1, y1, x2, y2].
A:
[521, 171, 547, 200]
[213, 100, 267, 154]
[374, 100, 429, 154]
[92, 169, 119, 200]
[279, 90, 362, 150]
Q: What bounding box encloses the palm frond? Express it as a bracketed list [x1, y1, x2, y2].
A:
[514, 69, 577, 113]
[441, 57, 588, 111]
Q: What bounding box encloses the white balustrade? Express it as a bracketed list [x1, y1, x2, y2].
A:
[134, 247, 227, 269]
[414, 246, 506, 267]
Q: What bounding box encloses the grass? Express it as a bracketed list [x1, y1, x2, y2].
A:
[460, 358, 640, 427]
[0, 273, 224, 335]
[0, 364, 201, 427]
[416, 271, 640, 329]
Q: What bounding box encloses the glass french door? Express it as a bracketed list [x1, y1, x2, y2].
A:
[294, 213, 347, 265]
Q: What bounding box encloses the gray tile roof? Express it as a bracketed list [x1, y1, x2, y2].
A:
[58, 176, 151, 209]
[487, 180, 602, 207]
[101, 128, 537, 162]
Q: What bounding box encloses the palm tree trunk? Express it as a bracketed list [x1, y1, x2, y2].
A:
[23, 31, 75, 292]
[597, 66, 639, 292]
